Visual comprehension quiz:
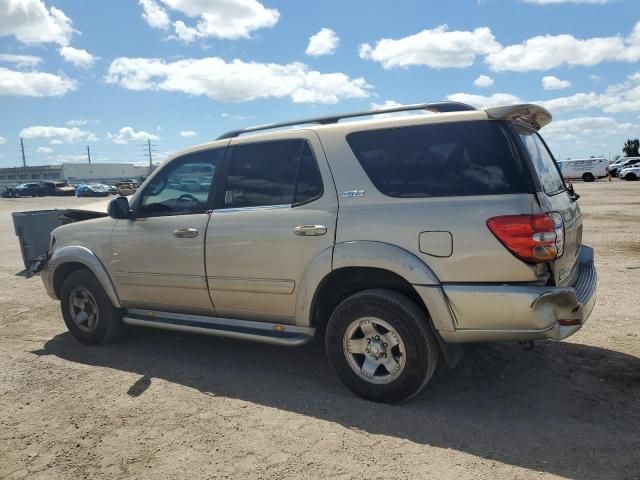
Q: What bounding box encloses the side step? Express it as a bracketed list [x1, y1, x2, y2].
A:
[122, 309, 316, 346]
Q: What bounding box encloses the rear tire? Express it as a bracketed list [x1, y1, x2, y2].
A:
[582, 172, 595, 182]
[325, 289, 438, 403]
[624, 173, 637, 181]
[60, 269, 124, 345]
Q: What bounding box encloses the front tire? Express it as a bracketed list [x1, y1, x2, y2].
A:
[325, 289, 438, 403]
[624, 173, 637, 181]
[582, 172, 595, 182]
[60, 269, 124, 345]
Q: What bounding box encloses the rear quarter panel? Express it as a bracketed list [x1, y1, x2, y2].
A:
[317, 126, 545, 283]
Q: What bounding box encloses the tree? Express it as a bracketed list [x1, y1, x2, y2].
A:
[622, 139, 639, 157]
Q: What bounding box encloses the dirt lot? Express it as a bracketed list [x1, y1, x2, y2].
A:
[1, 182, 639, 480]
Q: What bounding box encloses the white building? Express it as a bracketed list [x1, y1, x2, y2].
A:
[0, 163, 156, 188]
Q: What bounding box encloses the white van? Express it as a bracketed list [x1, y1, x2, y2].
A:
[556, 158, 608, 182]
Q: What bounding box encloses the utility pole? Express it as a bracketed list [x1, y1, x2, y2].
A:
[20, 137, 26, 167]
[86, 145, 92, 165]
[147, 138, 153, 175]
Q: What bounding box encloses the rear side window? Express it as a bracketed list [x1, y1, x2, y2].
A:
[224, 140, 322, 208]
[517, 129, 565, 194]
[346, 121, 532, 198]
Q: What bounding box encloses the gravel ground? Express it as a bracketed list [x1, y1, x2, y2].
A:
[1, 181, 639, 480]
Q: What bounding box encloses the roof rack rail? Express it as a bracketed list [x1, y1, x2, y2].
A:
[216, 101, 476, 140]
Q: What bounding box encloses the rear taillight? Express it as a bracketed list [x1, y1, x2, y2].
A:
[487, 213, 565, 263]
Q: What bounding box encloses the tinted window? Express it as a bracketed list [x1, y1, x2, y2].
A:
[346, 121, 532, 198]
[518, 130, 565, 194]
[224, 140, 322, 208]
[139, 148, 223, 216]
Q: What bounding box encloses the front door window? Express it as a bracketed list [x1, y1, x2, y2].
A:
[139, 148, 224, 216]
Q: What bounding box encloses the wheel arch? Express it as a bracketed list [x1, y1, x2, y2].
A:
[50, 246, 121, 308]
[310, 266, 426, 331]
[297, 241, 455, 333]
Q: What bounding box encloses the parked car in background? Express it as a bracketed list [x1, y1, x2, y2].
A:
[6, 183, 47, 197]
[117, 183, 137, 196]
[607, 157, 640, 177]
[619, 165, 640, 180]
[75, 184, 111, 197]
[1, 186, 16, 198]
[179, 178, 201, 192]
[555, 157, 608, 182]
[108, 185, 118, 195]
[41, 181, 76, 196]
[34, 102, 597, 403]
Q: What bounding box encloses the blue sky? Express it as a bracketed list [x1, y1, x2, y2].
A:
[0, 0, 638, 168]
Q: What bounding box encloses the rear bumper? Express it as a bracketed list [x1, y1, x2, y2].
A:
[438, 246, 597, 343]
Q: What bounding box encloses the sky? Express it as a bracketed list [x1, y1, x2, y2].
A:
[0, 0, 638, 168]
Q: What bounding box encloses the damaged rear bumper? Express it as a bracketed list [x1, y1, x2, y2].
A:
[439, 245, 597, 343]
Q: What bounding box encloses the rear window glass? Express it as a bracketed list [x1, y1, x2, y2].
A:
[517, 129, 565, 194]
[346, 121, 532, 198]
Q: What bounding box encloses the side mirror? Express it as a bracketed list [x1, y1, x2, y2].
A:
[108, 196, 131, 219]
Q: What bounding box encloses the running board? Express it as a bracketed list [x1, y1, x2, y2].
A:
[122, 309, 315, 346]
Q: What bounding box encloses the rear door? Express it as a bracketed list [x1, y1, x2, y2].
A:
[205, 132, 337, 323]
[517, 127, 581, 286]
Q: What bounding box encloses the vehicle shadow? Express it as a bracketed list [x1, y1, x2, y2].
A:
[33, 329, 640, 479]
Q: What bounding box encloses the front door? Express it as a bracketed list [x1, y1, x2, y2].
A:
[205, 132, 337, 323]
[109, 146, 225, 314]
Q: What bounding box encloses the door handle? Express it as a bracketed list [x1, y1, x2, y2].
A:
[173, 228, 199, 238]
[294, 225, 327, 236]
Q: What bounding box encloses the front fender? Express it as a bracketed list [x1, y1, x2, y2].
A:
[45, 245, 121, 308]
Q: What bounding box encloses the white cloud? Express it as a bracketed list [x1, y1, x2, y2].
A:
[66, 119, 91, 126]
[105, 56, 371, 104]
[543, 117, 639, 141]
[449, 75, 640, 115]
[180, 130, 197, 137]
[359, 25, 502, 69]
[446, 74, 640, 116]
[0, 53, 41, 68]
[542, 75, 571, 90]
[139, 0, 279, 42]
[524, 0, 607, 4]
[474, 74, 494, 88]
[306, 28, 339, 56]
[0, 67, 76, 96]
[486, 22, 640, 71]
[537, 74, 640, 113]
[0, 0, 74, 45]
[0, 135, 6, 144]
[59, 46, 97, 69]
[108, 127, 160, 144]
[446, 92, 522, 109]
[37, 146, 52, 153]
[369, 100, 424, 118]
[139, 0, 170, 30]
[370, 100, 403, 109]
[221, 112, 250, 120]
[20, 125, 97, 144]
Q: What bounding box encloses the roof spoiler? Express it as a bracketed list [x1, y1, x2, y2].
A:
[484, 104, 552, 131]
